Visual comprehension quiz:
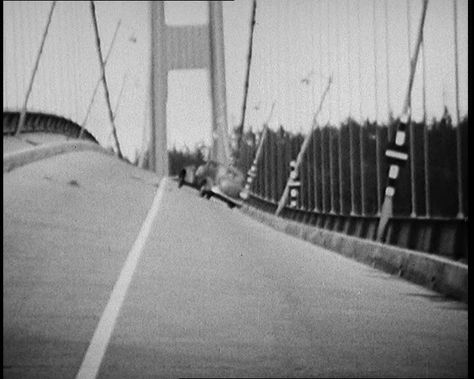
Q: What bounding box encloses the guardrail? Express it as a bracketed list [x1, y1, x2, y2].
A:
[246, 193, 468, 264]
[3, 110, 97, 143]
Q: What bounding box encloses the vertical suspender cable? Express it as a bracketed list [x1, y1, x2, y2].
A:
[58, 3, 67, 116]
[270, 133, 277, 202]
[285, 0, 290, 132]
[41, 2, 52, 112]
[259, 15, 267, 200]
[262, 124, 267, 200]
[320, 0, 327, 213]
[421, 33, 430, 216]
[11, 4, 19, 107]
[308, 3, 316, 211]
[357, 2, 366, 216]
[267, 2, 281, 202]
[113, 74, 127, 118]
[407, 0, 417, 217]
[327, 0, 335, 214]
[18, 3, 26, 109]
[41, 1, 51, 113]
[72, 4, 81, 123]
[275, 77, 332, 216]
[313, 0, 324, 213]
[336, 0, 343, 214]
[289, 0, 296, 204]
[384, 0, 392, 119]
[275, 3, 283, 198]
[238, 0, 257, 152]
[89, 0, 123, 159]
[290, 2, 297, 203]
[244, 103, 275, 199]
[453, 0, 464, 218]
[24, 3, 34, 109]
[50, 3, 57, 115]
[312, 125, 319, 211]
[80, 19, 121, 138]
[373, 0, 382, 213]
[64, 4, 73, 119]
[35, 2, 46, 112]
[402, 1, 429, 131]
[326, 0, 332, 127]
[15, 1, 56, 136]
[3, 6, 7, 106]
[67, 3, 77, 121]
[48, 3, 58, 115]
[267, 5, 277, 202]
[56, 3, 63, 116]
[309, 2, 316, 212]
[406, 1, 412, 67]
[290, 1, 297, 135]
[311, 4, 316, 112]
[376, 0, 429, 241]
[347, 0, 356, 215]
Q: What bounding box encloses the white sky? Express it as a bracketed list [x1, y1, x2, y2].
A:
[3, 0, 468, 161]
[244, 0, 468, 132]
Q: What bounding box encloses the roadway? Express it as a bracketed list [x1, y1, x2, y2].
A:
[3, 147, 468, 378]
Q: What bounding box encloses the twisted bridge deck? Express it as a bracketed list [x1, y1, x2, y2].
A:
[3, 144, 467, 377]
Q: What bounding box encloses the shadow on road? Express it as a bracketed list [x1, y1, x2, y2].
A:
[404, 293, 468, 310]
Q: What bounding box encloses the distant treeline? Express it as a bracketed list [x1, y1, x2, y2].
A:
[168, 110, 468, 218]
[236, 111, 468, 218]
[168, 144, 207, 176]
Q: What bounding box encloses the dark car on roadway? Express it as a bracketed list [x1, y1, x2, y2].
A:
[178, 160, 245, 208]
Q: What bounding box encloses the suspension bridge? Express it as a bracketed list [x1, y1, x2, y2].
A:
[3, 1, 468, 378]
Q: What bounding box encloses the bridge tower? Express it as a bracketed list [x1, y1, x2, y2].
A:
[149, 1, 231, 178]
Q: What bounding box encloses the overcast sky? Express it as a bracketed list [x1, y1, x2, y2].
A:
[3, 0, 468, 161]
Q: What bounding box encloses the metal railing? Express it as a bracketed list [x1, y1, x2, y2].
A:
[235, 118, 468, 262]
[234, 0, 467, 262]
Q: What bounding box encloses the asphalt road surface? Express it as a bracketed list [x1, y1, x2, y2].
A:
[3, 150, 468, 378]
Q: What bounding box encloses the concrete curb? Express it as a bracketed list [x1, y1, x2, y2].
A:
[240, 205, 468, 303]
[3, 140, 110, 173]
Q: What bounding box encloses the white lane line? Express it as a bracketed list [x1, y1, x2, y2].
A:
[76, 177, 167, 379]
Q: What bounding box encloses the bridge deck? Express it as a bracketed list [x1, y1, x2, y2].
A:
[3, 148, 467, 378]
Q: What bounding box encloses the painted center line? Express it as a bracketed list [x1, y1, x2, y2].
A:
[76, 177, 167, 379]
